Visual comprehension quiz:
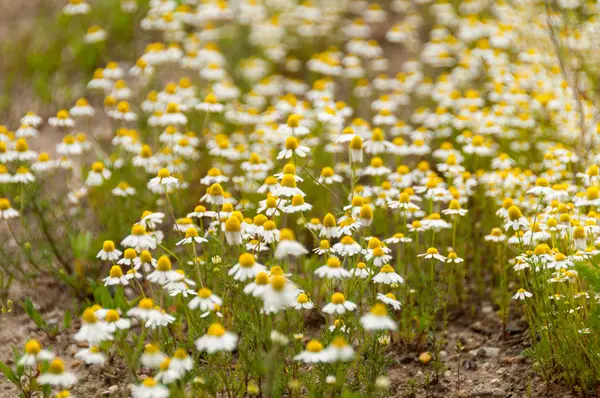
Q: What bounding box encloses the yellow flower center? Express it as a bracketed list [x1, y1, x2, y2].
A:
[156, 256, 172, 271]
[297, 293, 309, 304]
[25, 339, 41, 355]
[109, 265, 123, 278]
[48, 359, 65, 374]
[306, 340, 323, 352]
[331, 292, 345, 304]
[370, 303, 388, 316]
[207, 323, 226, 337]
[82, 308, 98, 324]
[239, 253, 255, 268]
[327, 257, 341, 268]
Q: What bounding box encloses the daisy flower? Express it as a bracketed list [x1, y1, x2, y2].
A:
[140, 344, 167, 369]
[372, 265, 404, 285]
[262, 274, 298, 314]
[96, 240, 122, 261]
[291, 292, 314, 310]
[418, 247, 447, 262]
[176, 228, 208, 246]
[18, 339, 54, 367]
[377, 293, 402, 310]
[322, 293, 357, 315]
[277, 136, 310, 159]
[147, 256, 180, 285]
[360, 304, 397, 331]
[103, 265, 129, 286]
[148, 168, 180, 194]
[512, 288, 533, 300]
[294, 340, 332, 363]
[229, 253, 266, 281]
[75, 346, 106, 365]
[315, 257, 351, 279]
[73, 308, 113, 345]
[131, 378, 169, 398]
[86, 162, 111, 187]
[324, 337, 355, 362]
[38, 358, 77, 388]
[349, 262, 372, 279]
[188, 288, 222, 312]
[195, 323, 238, 353]
[243, 271, 270, 298]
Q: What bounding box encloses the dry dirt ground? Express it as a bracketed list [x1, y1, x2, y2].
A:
[0, 2, 580, 398]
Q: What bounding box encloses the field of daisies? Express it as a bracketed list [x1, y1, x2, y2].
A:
[3, 0, 600, 396]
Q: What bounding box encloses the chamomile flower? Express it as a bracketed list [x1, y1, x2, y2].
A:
[140, 344, 167, 368]
[315, 257, 351, 279]
[103, 265, 129, 286]
[262, 274, 298, 313]
[38, 359, 77, 388]
[332, 235, 362, 256]
[147, 256, 180, 285]
[324, 337, 355, 362]
[121, 224, 157, 251]
[188, 288, 222, 312]
[377, 293, 402, 310]
[442, 199, 468, 216]
[292, 292, 315, 310]
[229, 253, 266, 281]
[75, 346, 106, 365]
[349, 262, 372, 279]
[18, 339, 54, 367]
[97, 240, 122, 261]
[485, 227, 506, 242]
[73, 308, 113, 345]
[360, 303, 397, 331]
[504, 206, 530, 231]
[277, 136, 310, 159]
[49, 109, 75, 127]
[195, 323, 238, 353]
[103, 309, 131, 332]
[243, 271, 270, 298]
[86, 162, 111, 187]
[294, 340, 332, 363]
[372, 265, 404, 285]
[176, 228, 208, 245]
[322, 293, 357, 314]
[418, 247, 447, 262]
[512, 288, 533, 300]
[131, 378, 169, 398]
[275, 228, 308, 258]
[148, 168, 180, 194]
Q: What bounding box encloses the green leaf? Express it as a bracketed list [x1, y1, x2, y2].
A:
[0, 361, 18, 384]
[22, 298, 46, 329]
[94, 285, 113, 308]
[63, 309, 72, 330]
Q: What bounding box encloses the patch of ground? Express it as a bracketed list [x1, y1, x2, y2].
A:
[0, 282, 575, 397]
